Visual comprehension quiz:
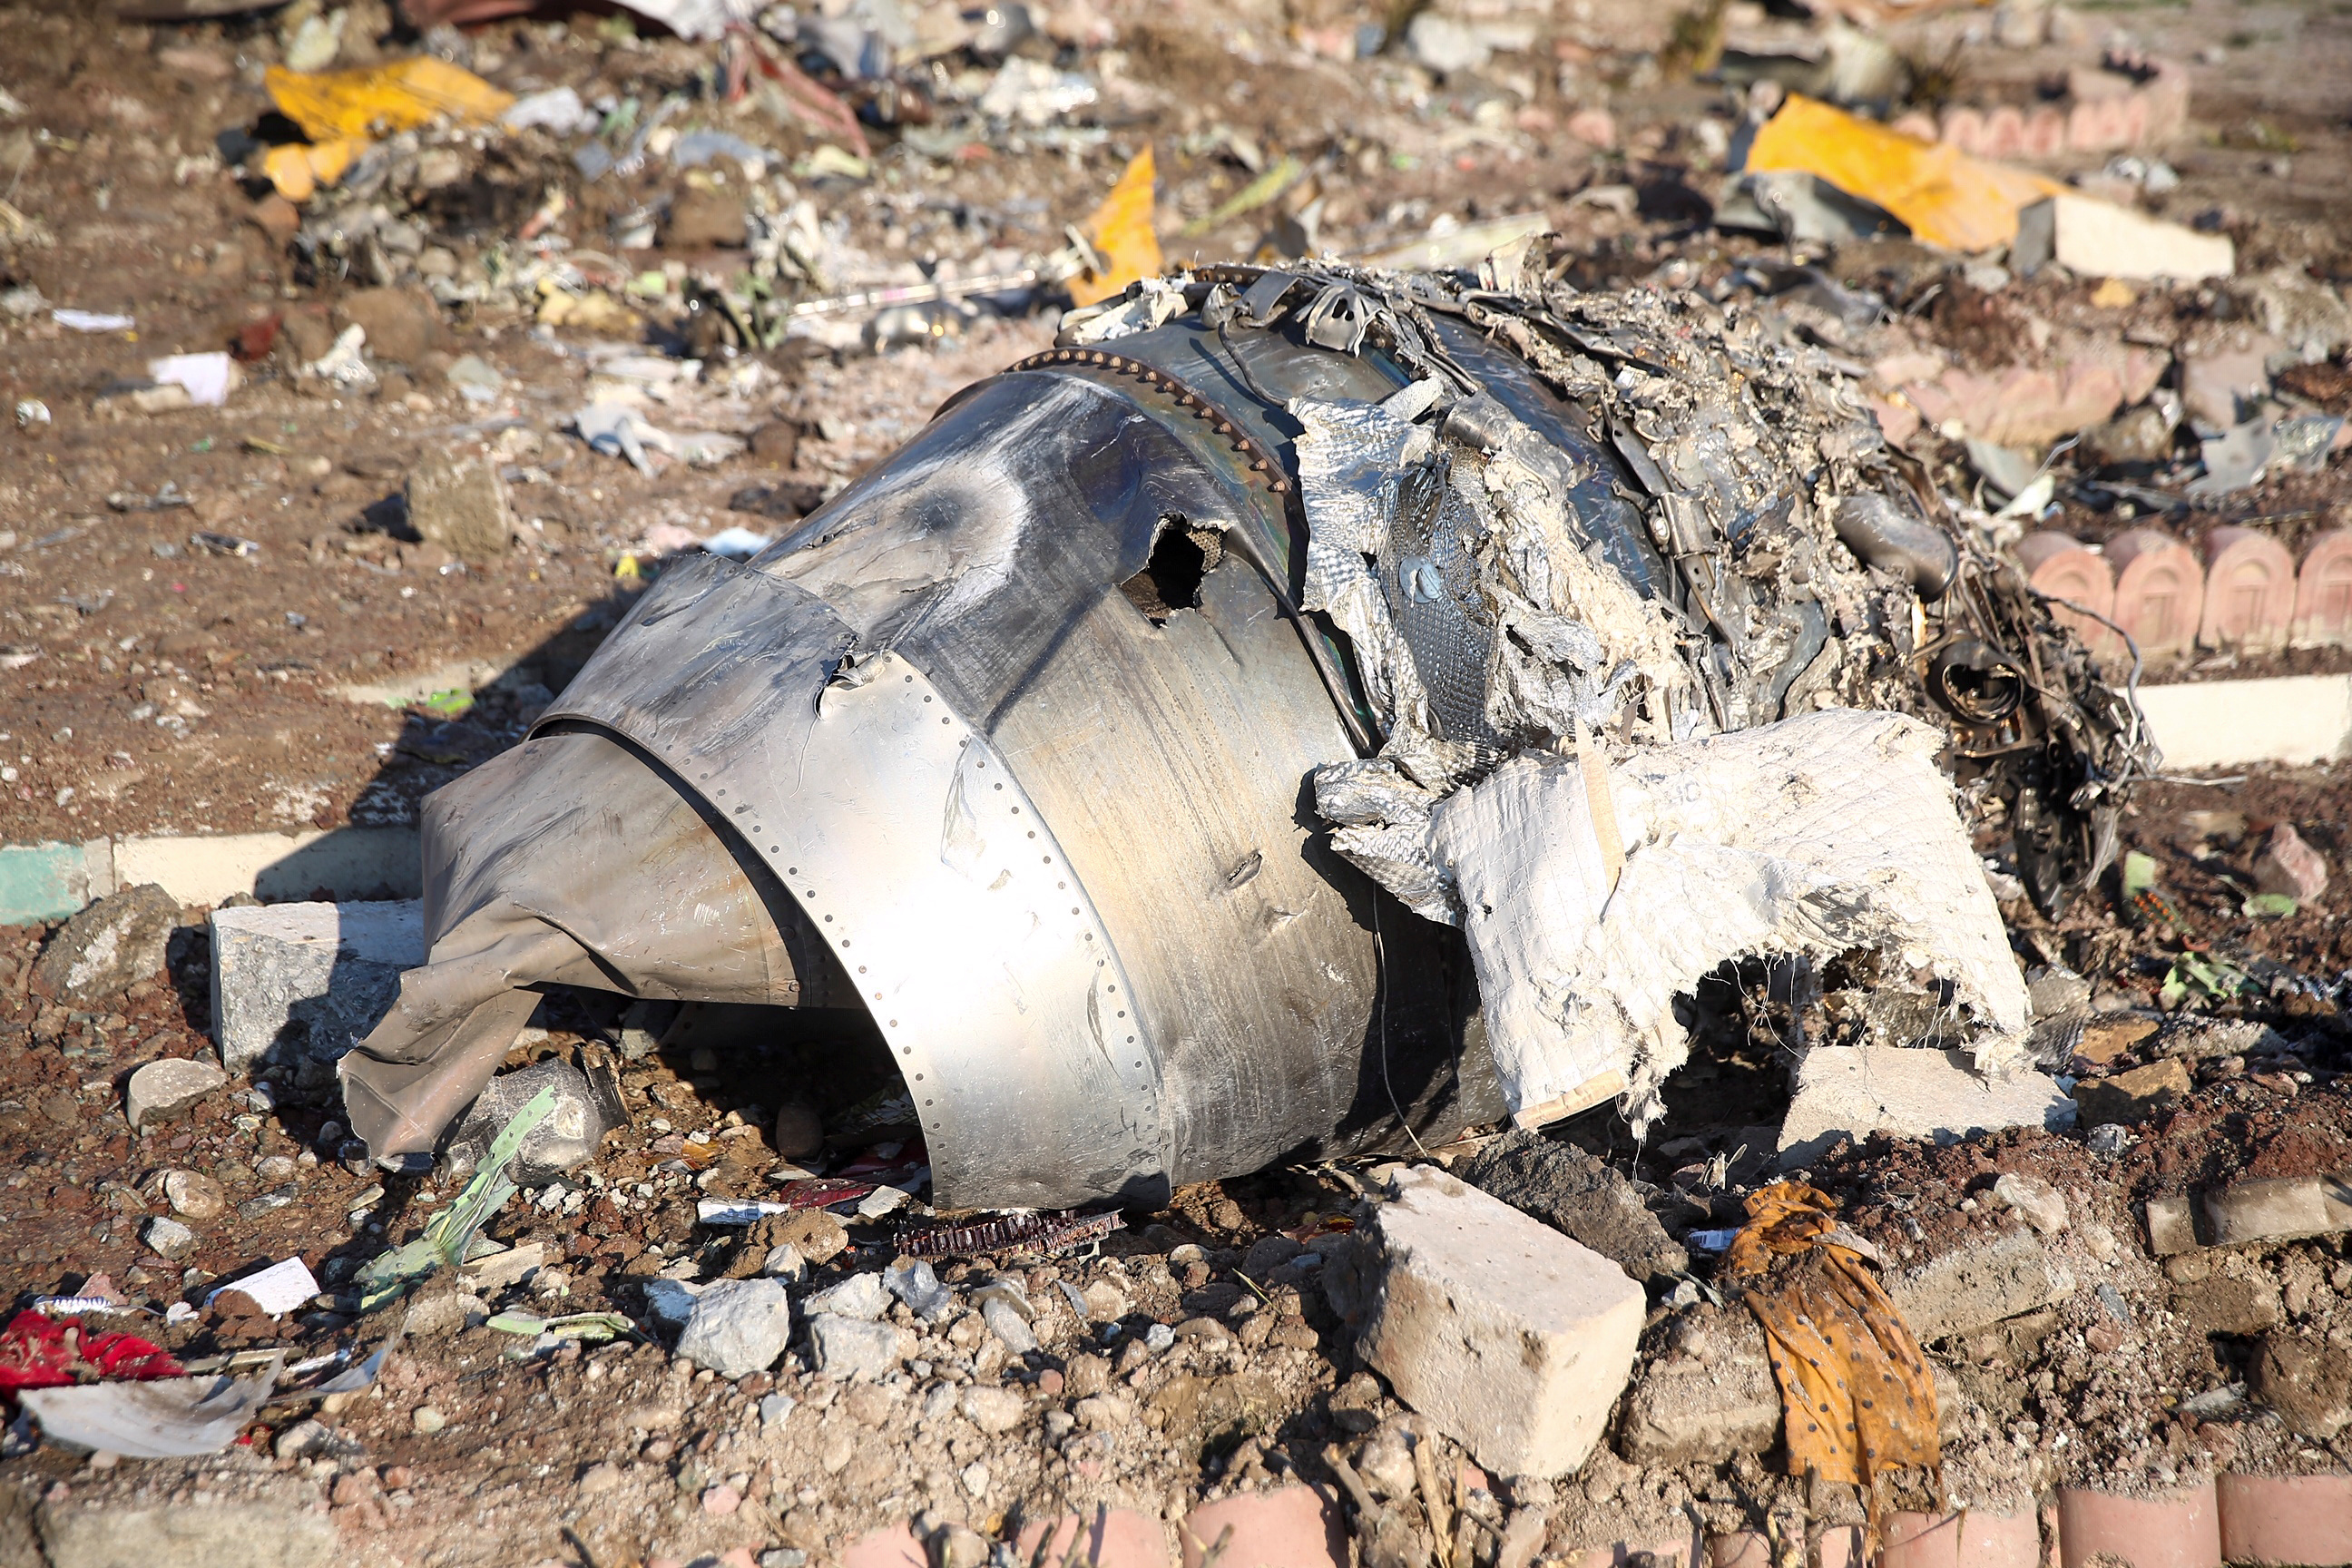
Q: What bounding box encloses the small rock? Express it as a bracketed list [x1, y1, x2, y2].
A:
[2073, 1059, 2192, 1126]
[759, 1392, 797, 1428]
[676, 1279, 792, 1379]
[411, 1406, 446, 1434]
[2251, 1328, 2352, 1438]
[126, 1058, 226, 1129]
[760, 1210, 848, 1266]
[1405, 12, 1488, 73]
[1455, 1131, 1687, 1282]
[959, 1385, 1025, 1433]
[884, 1258, 952, 1321]
[981, 1297, 1039, 1354]
[333, 287, 439, 366]
[407, 449, 512, 568]
[1063, 1353, 1111, 1398]
[702, 1483, 742, 1516]
[1779, 1047, 2075, 1165]
[163, 1169, 226, 1220]
[142, 1216, 196, 1260]
[2025, 965, 2094, 1021]
[32, 885, 178, 1007]
[1993, 1172, 2070, 1234]
[577, 1461, 623, 1495]
[960, 1461, 990, 1499]
[666, 189, 748, 249]
[642, 1278, 705, 1328]
[440, 1059, 619, 1183]
[750, 422, 802, 471]
[803, 1271, 891, 1320]
[402, 1290, 486, 1338]
[760, 1244, 807, 1282]
[2254, 823, 2328, 903]
[1242, 1235, 1304, 1276]
[2082, 406, 2174, 468]
[1073, 1393, 1133, 1430]
[808, 1314, 901, 1381]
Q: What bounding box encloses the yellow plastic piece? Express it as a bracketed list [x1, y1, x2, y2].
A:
[1744, 94, 2061, 253]
[265, 56, 514, 143]
[1068, 146, 1162, 309]
[262, 138, 359, 202]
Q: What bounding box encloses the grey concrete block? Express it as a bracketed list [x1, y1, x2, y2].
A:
[1345, 1164, 1644, 1480]
[37, 1494, 335, 1568]
[209, 900, 424, 1074]
[1886, 1226, 2076, 1341]
[1779, 1047, 2076, 1168]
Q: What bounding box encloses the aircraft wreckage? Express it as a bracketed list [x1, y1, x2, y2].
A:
[339, 259, 2150, 1210]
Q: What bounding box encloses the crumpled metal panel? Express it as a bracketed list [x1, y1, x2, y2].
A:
[536, 556, 1168, 1208]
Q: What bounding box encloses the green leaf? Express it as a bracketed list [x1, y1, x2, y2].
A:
[2245, 892, 2299, 918]
[2122, 851, 2159, 897]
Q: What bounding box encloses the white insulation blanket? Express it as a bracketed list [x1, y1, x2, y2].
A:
[1430, 708, 2031, 1128]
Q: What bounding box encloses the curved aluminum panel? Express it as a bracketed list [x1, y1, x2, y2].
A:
[536, 554, 1168, 1209]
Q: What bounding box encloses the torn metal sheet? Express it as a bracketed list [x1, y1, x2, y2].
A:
[343, 255, 2140, 1199]
[20, 1365, 279, 1458]
[1429, 709, 2032, 1128]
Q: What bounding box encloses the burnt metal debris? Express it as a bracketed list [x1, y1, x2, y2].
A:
[339, 252, 2148, 1211]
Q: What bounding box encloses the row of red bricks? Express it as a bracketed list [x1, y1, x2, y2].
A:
[821, 1471, 2352, 1568]
[1885, 57, 2190, 162]
[2018, 525, 2352, 662]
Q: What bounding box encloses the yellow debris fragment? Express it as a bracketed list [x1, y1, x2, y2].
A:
[1744, 94, 2062, 253]
[1068, 146, 1162, 309]
[261, 57, 514, 201]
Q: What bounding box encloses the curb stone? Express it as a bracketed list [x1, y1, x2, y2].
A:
[1178, 1485, 1349, 1568]
[1884, 1506, 2043, 1568]
[2215, 1471, 2352, 1566]
[2054, 1481, 2221, 1568]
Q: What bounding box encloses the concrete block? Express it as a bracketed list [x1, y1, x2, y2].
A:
[1616, 1305, 1781, 1465]
[2013, 193, 2234, 282]
[0, 839, 112, 926]
[407, 449, 511, 566]
[1886, 1226, 2075, 1341]
[2073, 1058, 2190, 1125]
[2135, 673, 2352, 769]
[1345, 1164, 1644, 1479]
[117, 828, 421, 907]
[209, 900, 425, 1074]
[1778, 1048, 2075, 1167]
[35, 1494, 336, 1568]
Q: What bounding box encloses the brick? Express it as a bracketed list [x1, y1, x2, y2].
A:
[2293, 531, 2352, 647]
[2204, 1174, 2349, 1247]
[1885, 1507, 2043, 1568]
[1180, 1486, 1348, 1568]
[2055, 1481, 2220, 1568]
[1565, 1535, 1701, 1568]
[1617, 1306, 1782, 1465]
[1886, 1227, 2076, 1341]
[2013, 193, 2235, 283]
[2107, 529, 2205, 662]
[2014, 533, 2116, 652]
[2253, 823, 2328, 903]
[2199, 527, 2298, 652]
[1338, 1165, 1643, 1479]
[2217, 1472, 2352, 1565]
[1777, 1047, 2075, 1169]
[209, 899, 424, 1074]
[1020, 1508, 1171, 1568]
[842, 1524, 928, 1568]
[1708, 1533, 1769, 1568]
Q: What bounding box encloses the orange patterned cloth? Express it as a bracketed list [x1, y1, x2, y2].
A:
[1719, 1182, 1940, 1490]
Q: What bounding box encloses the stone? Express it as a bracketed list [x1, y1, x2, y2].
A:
[1616, 1303, 1781, 1465]
[2082, 405, 2174, 467]
[210, 900, 423, 1074]
[1993, 1172, 2070, 1234]
[2254, 823, 2328, 903]
[32, 885, 178, 1006]
[163, 1169, 226, 1220]
[2171, 1270, 2281, 1336]
[2073, 1058, 2192, 1126]
[401, 1289, 486, 1338]
[439, 1059, 622, 1183]
[142, 1215, 196, 1259]
[1406, 13, 1489, 73]
[1778, 1048, 2076, 1167]
[461, 1240, 546, 1293]
[959, 1385, 1025, 1434]
[125, 1057, 226, 1128]
[333, 286, 439, 366]
[755, 1209, 848, 1266]
[2249, 1328, 2352, 1438]
[1886, 1227, 2074, 1340]
[642, 1278, 704, 1328]
[883, 1258, 951, 1321]
[2239, 267, 2352, 359]
[809, 1313, 902, 1381]
[2077, 1013, 2159, 1065]
[982, 1297, 1039, 1354]
[749, 422, 802, 471]
[34, 1493, 335, 1568]
[761, 1244, 807, 1281]
[2181, 338, 2278, 432]
[676, 1278, 793, 1379]
[1455, 1130, 1688, 1281]
[771, 1101, 822, 1157]
[406, 449, 511, 566]
[2012, 193, 2234, 282]
[2025, 965, 2094, 1021]
[804, 1271, 892, 1320]
[666, 188, 748, 249]
[1329, 1164, 1642, 1479]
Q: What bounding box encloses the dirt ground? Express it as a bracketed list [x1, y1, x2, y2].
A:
[4, 0, 2352, 1560]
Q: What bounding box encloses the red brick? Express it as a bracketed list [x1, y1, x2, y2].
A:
[1565, 1535, 1701, 1568]
[2016, 532, 2118, 652]
[1943, 107, 1986, 156]
[2024, 106, 2067, 158]
[1021, 1507, 1171, 1568]
[2199, 526, 2298, 652]
[2056, 1480, 2221, 1568]
[1707, 1532, 1769, 1568]
[1885, 1506, 2043, 1568]
[2107, 528, 2206, 661]
[1814, 1524, 1865, 1568]
[2217, 1472, 2352, 1565]
[842, 1524, 928, 1568]
[2295, 530, 2352, 647]
[1180, 1486, 1347, 1568]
